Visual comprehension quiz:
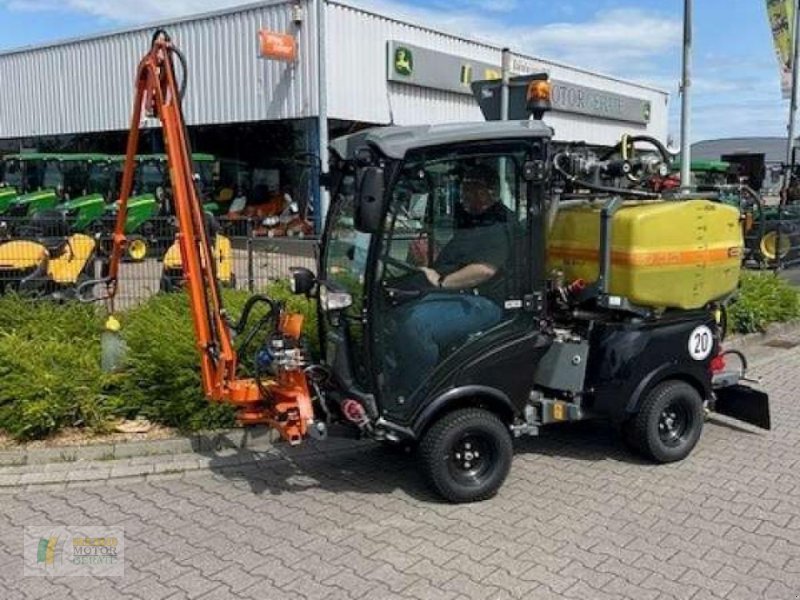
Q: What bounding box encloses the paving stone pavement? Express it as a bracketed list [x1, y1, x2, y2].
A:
[1, 344, 800, 599]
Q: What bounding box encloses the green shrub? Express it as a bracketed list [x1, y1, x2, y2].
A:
[728, 272, 800, 334]
[0, 293, 103, 341]
[0, 295, 122, 440]
[0, 283, 319, 440]
[119, 283, 318, 432]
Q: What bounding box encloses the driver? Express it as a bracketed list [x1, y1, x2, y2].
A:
[391, 164, 510, 397]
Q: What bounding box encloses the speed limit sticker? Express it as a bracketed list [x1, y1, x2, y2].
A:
[688, 325, 714, 361]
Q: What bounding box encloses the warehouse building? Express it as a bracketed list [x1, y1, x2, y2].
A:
[0, 0, 669, 227]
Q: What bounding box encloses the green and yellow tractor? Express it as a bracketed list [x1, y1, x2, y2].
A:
[57, 155, 118, 231]
[671, 160, 799, 266]
[0, 155, 22, 210]
[102, 153, 221, 261]
[0, 154, 111, 221]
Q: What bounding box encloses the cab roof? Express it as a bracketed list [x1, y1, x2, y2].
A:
[330, 120, 553, 161]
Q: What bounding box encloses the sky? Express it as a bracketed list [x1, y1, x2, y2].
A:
[0, 0, 790, 143]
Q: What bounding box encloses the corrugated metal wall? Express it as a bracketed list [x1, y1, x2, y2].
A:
[0, 0, 316, 139]
[0, 0, 669, 146]
[325, 1, 496, 126]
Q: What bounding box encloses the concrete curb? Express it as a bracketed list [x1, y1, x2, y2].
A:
[0, 428, 369, 490]
[0, 426, 362, 468]
[724, 320, 800, 350]
[0, 428, 246, 468]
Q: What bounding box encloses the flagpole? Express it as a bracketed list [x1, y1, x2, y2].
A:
[785, 0, 800, 178]
[679, 0, 693, 191]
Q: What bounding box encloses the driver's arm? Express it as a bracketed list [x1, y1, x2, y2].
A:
[440, 263, 496, 289]
[421, 221, 508, 289]
[419, 262, 497, 289]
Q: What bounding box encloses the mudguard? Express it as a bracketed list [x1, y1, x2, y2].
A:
[714, 385, 771, 430]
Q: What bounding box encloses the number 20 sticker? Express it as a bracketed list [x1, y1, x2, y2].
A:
[688, 325, 714, 361]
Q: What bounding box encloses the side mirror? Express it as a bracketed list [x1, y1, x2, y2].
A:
[355, 166, 385, 234]
[290, 266, 316, 296]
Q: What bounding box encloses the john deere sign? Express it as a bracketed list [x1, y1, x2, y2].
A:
[387, 41, 500, 95]
[387, 41, 651, 125]
[394, 46, 413, 76]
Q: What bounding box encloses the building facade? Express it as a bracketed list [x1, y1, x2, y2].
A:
[0, 0, 669, 224]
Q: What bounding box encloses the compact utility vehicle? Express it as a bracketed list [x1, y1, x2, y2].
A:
[93, 32, 770, 503]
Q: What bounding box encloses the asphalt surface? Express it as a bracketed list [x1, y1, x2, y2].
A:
[1, 340, 799, 599]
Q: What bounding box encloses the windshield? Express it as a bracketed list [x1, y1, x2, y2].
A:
[87, 162, 113, 195]
[138, 161, 166, 194]
[3, 160, 22, 188]
[323, 173, 370, 304]
[194, 160, 215, 196]
[42, 160, 63, 189]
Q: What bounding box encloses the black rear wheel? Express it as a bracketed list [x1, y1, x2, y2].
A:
[420, 408, 512, 503]
[630, 380, 704, 463]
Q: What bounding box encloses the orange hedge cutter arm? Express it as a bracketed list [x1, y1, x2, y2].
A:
[103, 30, 314, 444]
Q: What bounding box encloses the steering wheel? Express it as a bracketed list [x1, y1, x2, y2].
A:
[383, 255, 422, 276]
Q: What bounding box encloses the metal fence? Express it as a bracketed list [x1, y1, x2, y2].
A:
[1, 194, 799, 311]
[0, 215, 317, 310]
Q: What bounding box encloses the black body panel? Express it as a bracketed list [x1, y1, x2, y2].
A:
[584, 312, 717, 423]
[402, 329, 553, 434]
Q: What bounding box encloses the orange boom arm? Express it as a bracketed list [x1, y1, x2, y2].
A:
[104, 30, 314, 444]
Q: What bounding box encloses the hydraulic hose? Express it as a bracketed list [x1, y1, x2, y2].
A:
[151, 29, 188, 102]
[600, 134, 673, 164]
[553, 152, 660, 199]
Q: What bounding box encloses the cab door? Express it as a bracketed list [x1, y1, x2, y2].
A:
[371, 147, 542, 422]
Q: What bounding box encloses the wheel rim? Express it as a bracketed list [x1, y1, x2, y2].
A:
[128, 239, 147, 261]
[657, 401, 691, 447]
[760, 231, 791, 260]
[447, 431, 495, 487]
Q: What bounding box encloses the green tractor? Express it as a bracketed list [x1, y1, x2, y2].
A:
[103, 153, 220, 261]
[672, 160, 800, 266]
[57, 156, 118, 231]
[0, 155, 22, 210]
[0, 154, 50, 215]
[1, 153, 110, 221]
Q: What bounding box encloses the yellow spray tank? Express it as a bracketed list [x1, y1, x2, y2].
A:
[547, 198, 743, 310]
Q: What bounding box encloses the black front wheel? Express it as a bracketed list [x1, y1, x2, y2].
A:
[419, 408, 513, 503]
[629, 380, 704, 463]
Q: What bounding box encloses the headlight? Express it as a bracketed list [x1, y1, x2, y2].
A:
[319, 284, 352, 311]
